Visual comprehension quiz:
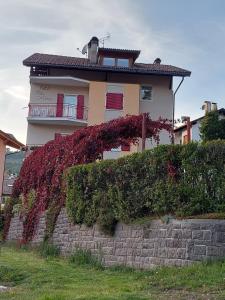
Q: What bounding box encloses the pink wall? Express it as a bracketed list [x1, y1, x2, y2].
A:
[0, 138, 6, 201]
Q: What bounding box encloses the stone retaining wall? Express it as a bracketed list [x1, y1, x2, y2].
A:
[7, 209, 225, 268]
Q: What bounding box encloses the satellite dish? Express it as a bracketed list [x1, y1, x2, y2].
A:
[82, 44, 88, 55]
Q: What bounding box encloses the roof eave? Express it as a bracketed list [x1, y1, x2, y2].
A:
[23, 61, 191, 77]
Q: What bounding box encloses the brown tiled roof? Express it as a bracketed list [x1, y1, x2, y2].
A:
[23, 53, 191, 77]
[98, 47, 141, 60]
[0, 130, 24, 149]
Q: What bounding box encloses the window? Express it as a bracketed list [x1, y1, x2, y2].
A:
[103, 57, 115, 66]
[117, 58, 129, 67]
[111, 146, 121, 152]
[140, 86, 152, 101]
[106, 93, 123, 110]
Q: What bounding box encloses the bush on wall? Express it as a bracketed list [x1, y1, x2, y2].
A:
[3, 114, 171, 242]
[66, 141, 225, 235]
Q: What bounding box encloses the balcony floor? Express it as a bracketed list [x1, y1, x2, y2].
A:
[27, 117, 87, 126]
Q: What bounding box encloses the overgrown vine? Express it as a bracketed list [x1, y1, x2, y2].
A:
[3, 114, 172, 242]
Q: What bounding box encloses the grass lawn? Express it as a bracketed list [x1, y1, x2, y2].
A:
[1, 245, 225, 299]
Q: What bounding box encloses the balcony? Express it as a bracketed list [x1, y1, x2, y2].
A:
[27, 103, 88, 126]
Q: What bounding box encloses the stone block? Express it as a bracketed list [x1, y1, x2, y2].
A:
[192, 230, 204, 240]
[172, 229, 183, 239]
[194, 245, 206, 256]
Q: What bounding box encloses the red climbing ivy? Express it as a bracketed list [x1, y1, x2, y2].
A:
[4, 114, 172, 242]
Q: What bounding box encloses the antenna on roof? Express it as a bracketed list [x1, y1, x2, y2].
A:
[99, 33, 111, 48]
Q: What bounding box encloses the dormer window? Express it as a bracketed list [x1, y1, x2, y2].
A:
[102, 57, 130, 67]
[103, 57, 115, 66]
[117, 58, 129, 67]
[98, 48, 140, 68]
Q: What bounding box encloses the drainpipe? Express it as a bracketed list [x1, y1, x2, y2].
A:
[172, 77, 184, 144]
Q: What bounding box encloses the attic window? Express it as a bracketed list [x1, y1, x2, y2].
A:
[117, 58, 129, 67]
[103, 57, 115, 66]
[102, 57, 130, 67]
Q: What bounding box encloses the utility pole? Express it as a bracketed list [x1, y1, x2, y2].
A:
[142, 113, 146, 151]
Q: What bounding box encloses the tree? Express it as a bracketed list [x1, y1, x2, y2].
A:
[200, 111, 225, 142]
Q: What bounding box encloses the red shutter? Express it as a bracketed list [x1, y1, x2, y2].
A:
[77, 95, 84, 119]
[121, 143, 130, 151]
[106, 93, 123, 109]
[56, 94, 64, 117]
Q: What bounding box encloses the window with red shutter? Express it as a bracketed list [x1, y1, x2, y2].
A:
[121, 143, 130, 151]
[76, 95, 84, 119]
[56, 94, 64, 117]
[106, 93, 123, 110]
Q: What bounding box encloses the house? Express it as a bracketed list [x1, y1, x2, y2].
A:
[174, 103, 225, 144]
[23, 36, 191, 157]
[0, 130, 24, 203]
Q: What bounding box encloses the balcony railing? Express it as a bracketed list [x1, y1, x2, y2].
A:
[28, 103, 88, 121]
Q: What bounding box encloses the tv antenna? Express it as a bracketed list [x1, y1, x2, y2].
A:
[77, 45, 88, 57]
[99, 33, 111, 47]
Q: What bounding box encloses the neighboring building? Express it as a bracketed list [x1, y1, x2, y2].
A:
[23, 36, 191, 157]
[0, 130, 24, 203]
[174, 106, 225, 144]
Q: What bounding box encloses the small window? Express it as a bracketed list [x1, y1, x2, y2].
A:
[106, 93, 123, 110]
[117, 58, 129, 67]
[111, 146, 121, 152]
[140, 86, 152, 101]
[103, 57, 115, 66]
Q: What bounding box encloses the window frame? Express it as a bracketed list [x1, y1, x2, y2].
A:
[140, 85, 153, 102]
[105, 84, 124, 111]
[102, 57, 131, 68]
[102, 57, 116, 66]
[117, 58, 130, 67]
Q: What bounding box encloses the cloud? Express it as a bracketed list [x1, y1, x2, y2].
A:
[0, 0, 225, 144]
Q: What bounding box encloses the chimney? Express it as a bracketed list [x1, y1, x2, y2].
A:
[202, 101, 211, 115]
[88, 36, 99, 64]
[154, 58, 161, 64]
[211, 102, 218, 111]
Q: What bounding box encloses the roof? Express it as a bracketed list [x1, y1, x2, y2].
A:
[0, 130, 24, 149]
[23, 53, 191, 77]
[174, 108, 225, 132]
[98, 47, 141, 60]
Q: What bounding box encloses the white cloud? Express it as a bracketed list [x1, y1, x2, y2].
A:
[0, 0, 225, 144]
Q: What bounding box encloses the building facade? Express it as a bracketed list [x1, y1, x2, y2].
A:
[24, 36, 191, 156]
[0, 131, 24, 203]
[174, 106, 225, 144]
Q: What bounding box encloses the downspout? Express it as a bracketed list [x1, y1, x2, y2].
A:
[172, 76, 184, 144]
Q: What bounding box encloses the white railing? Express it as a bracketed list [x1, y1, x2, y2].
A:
[28, 103, 88, 120]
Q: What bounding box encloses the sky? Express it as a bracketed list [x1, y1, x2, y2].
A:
[0, 0, 225, 144]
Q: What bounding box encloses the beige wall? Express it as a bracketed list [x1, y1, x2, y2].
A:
[26, 124, 82, 146]
[139, 76, 173, 147]
[88, 81, 106, 125]
[27, 83, 89, 146]
[30, 83, 89, 107]
[27, 75, 173, 150]
[0, 139, 6, 200]
[124, 84, 140, 115]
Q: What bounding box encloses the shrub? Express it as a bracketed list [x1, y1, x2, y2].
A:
[4, 114, 171, 242]
[38, 242, 60, 258]
[66, 141, 225, 234]
[69, 249, 102, 269]
[200, 110, 225, 142]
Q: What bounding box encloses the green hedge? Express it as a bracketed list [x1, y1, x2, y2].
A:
[65, 141, 225, 234]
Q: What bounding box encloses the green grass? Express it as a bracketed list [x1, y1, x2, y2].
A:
[1, 245, 225, 299]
